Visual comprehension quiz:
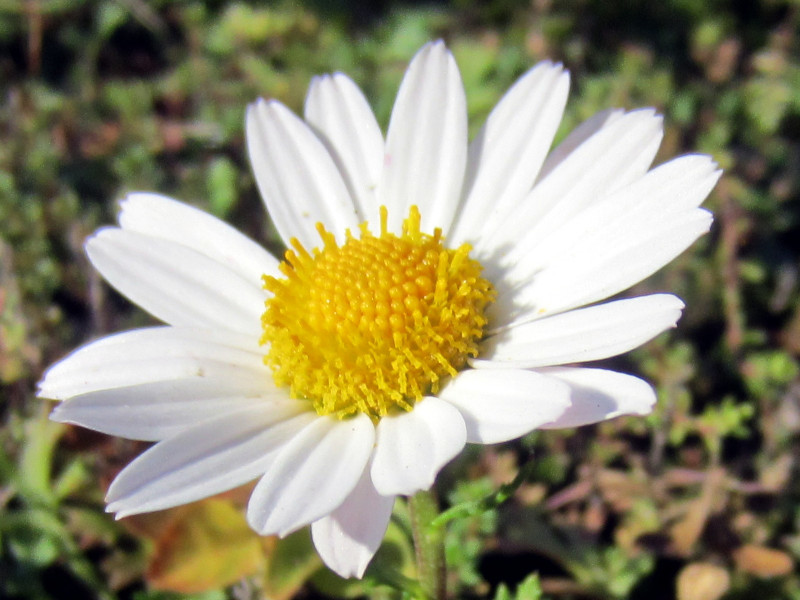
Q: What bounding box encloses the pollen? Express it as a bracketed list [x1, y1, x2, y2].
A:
[260, 206, 495, 420]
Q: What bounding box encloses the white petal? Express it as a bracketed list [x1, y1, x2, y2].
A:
[500, 153, 721, 278]
[379, 41, 467, 234]
[537, 367, 656, 429]
[246, 99, 359, 249]
[371, 396, 466, 496]
[87, 229, 264, 334]
[117, 192, 281, 281]
[608, 153, 721, 213]
[490, 208, 712, 326]
[311, 465, 394, 579]
[38, 327, 265, 401]
[50, 379, 282, 442]
[304, 73, 384, 226]
[535, 108, 625, 181]
[106, 405, 314, 518]
[449, 62, 570, 246]
[475, 294, 684, 368]
[438, 369, 571, 444]
[478, 109, 663, 258]
[488, 151, 718, 328]
[247, 413, 375, 537]
[539, 108, 661, 190]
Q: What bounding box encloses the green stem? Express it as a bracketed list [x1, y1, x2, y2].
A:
[367, 561, 425, 597]
[430, 459, 536, 529]
[408, 490, 446, 600]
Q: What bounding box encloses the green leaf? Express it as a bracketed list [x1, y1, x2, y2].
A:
[492, 574, 543, 600]
[515, 574, 544, 600]
[265, 528, 323, 599]
[493, 583, 513, 600]
[206, 157, 239, 218]
[3, 507, 68, 566]
[18, 412, 64, 505]
[96, 1, 129, 40]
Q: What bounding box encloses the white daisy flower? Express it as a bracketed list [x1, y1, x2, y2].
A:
[39, 41, 720, 579]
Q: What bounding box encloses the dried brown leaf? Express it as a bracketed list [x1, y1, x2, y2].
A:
[733, 545, 794, 577]
[676, 563, 730, 600]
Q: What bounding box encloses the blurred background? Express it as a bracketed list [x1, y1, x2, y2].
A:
[1, 1, 799, 599]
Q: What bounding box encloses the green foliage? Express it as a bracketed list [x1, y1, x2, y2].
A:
[669, 396, 755, 457]
[206, 157, 239, 219]
[132, 591, 225, 600]
[444, 477, 499, 589]
[0, 411, 116, 600]
[493, 574, 544, 600]
[570, 547, 656, 599]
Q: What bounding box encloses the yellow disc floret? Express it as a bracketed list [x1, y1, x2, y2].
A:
[260, 206, 494, 420]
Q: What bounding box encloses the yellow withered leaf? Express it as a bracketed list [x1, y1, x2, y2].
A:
[144, 498, 265, 593]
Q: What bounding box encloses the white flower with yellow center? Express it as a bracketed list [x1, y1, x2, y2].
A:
[39, 41, 720, 579]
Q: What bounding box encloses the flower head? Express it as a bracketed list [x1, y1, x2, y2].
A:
[39, 41, 720, 579]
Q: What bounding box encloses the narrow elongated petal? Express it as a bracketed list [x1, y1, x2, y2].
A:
[379, 41, 467, 234]
[87, 229, 265, 334]
[537, 367, 657, 428]
[247, 413, 375, 537]
[500, 153, 721, 279]
[118, 192, 281, 281]
[305, 73, 384, 226]
[475, 295, 684, 368]
[311, 465, 394, 579]
[603, 154, 721, 214]
[478, 109, 663, 258]
[38, 327, 265, 401]
[449, 62, 570, 246]
[535, 108, 625, 181]
[535, 108, 663, 205]
[491, 208, 712, 327]
[438, 369, 571, 444]
[371, 396, 466, 496]
[106, 406, 314, 518]
[487, 150, 718, 328]
[246, 99, 359, 249]
[51, 381, 271, 442]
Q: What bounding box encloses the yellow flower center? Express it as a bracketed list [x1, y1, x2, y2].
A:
[260, 206, 494, 420]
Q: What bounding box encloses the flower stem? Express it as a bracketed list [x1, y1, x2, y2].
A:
[367, 561, 425, 598]
[408, 489, 446, 600]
